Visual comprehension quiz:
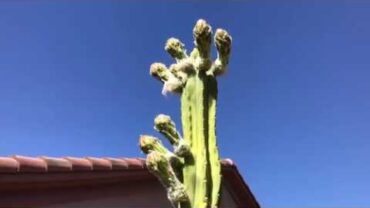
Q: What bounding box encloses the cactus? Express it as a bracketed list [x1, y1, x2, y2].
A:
[139, 19, 232, 208]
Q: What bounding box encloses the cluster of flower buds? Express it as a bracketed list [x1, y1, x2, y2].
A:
[149, 19, 232, 95]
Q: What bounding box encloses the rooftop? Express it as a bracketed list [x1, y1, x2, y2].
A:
[0, 155, 259, 208]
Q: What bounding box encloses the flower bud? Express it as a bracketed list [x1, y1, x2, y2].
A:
[154, 114, 180, 145]
[139, 135, 161, 154]
[150, 62, 169, 82]
[193, 19, 212, 59]
[214, 29, 232, 64]
[154, 114, 173, 128]
[165, 38, 187, 61]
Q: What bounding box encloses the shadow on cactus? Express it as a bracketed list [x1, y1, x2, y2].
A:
[139, 19, 232, 208]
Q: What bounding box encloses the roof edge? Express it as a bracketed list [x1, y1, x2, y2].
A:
[0, 155, 259, 208]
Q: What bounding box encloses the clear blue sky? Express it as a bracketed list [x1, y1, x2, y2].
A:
[0, 1, 369, 207]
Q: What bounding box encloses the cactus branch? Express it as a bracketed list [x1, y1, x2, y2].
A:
[212, 29, 232, 76]
[154, 114, 181, 146]
[193, 19, 212, 71]
[193, 19, 212, 60]
[154, 114, 191, 158]
[146, 151, 190, 207]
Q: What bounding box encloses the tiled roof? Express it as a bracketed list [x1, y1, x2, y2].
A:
[0, 155, 238, 174]
[0, 155, 259, 208]
[0, 155, 146, 173]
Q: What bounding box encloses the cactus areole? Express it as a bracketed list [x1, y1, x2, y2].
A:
[139, 19, 232, 208]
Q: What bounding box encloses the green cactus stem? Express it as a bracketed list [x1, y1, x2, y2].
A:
[154, 114, 191, 158]
[146, 151, 190, 207]
[139, 19, 232, 208]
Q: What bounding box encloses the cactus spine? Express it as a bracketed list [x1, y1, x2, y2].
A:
[139, 19, 232, 208]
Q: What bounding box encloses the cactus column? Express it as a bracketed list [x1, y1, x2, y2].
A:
[139, 19, 232, 208]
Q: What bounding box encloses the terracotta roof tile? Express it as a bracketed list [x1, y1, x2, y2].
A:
[40, 157, 72, 172]
[12, 155, 47, 173]
[0, 157, 19, 173]
[86, 157, 112, 171]
[220, 158, 235, 167]
[64, 157, 93, 171]
[120, 157, 145, 169]
[104, 157, 129, 170]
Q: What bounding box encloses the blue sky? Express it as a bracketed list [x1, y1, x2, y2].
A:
[0, 1, 370, 207]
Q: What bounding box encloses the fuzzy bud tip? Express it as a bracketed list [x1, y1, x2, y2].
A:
[150, 63, 168, 81]
[165, 38, 186, 60]
[193, 19, 212, 42]
[215, 28, 232, 57]
[139, 135, 159, 154]
[154, 114, 172, 125]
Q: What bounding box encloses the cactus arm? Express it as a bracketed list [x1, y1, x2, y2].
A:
[154, 114, 181, 146]
[210, 29, 232, 76]
[153, 114, 191, 159]
[146, 151, 190, 207]
[208, 28, 232, 207]
[193, 74, 209, 208]
[206, 76, 221, 207]
[181, 76, 197, 207]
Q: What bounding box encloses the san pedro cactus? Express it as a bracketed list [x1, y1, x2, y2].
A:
[139, 19, 232, 208]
